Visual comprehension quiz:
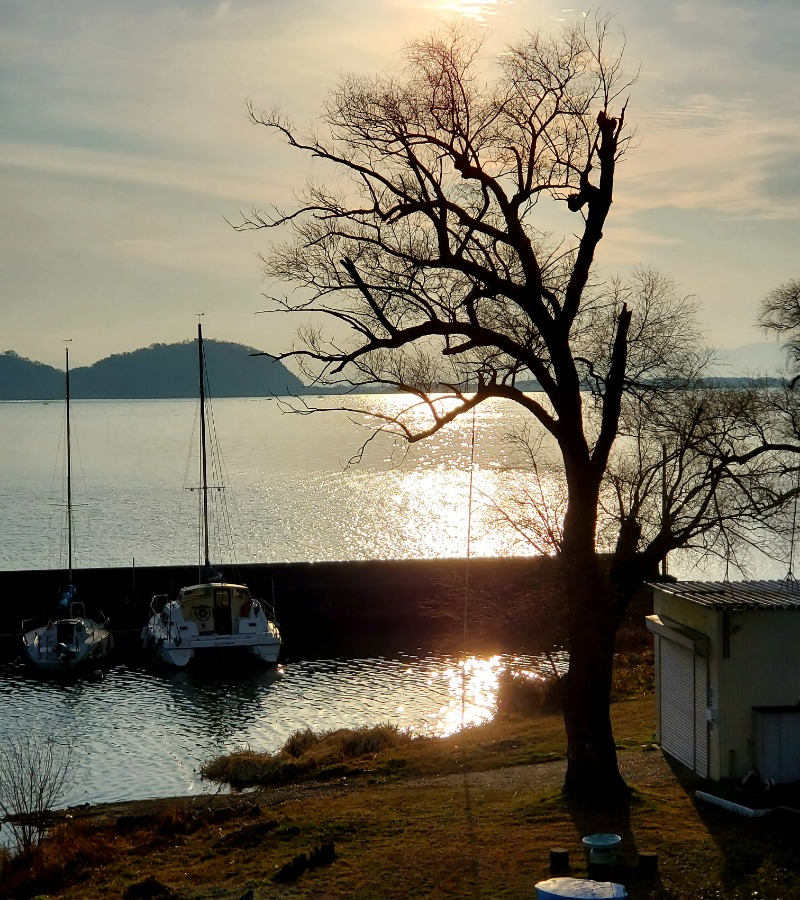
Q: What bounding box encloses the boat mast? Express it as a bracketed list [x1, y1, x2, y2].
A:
[198, 322, 210, 570]
[65, 345, 73, 582]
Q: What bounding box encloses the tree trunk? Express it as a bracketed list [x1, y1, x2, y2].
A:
[559, 476, 628, 802]
[561, 563, 628, 801]
[563, 577, 627, 803]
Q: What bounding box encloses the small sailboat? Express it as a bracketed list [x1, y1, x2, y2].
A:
[21, 347, 113, 672]
[142, 324, 281, 668]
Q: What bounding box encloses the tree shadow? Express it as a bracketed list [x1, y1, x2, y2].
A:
[562, 788, 667, 897]
[660, 753, 800, 895]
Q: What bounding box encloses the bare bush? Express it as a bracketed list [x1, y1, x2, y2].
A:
[0, 733, 73, 856]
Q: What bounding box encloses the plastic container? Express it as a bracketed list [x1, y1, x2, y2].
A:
[535, 877, 627, 899]
[581, 833, 622, 865]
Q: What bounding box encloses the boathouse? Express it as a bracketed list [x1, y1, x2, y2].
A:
[646, 579, 800, 784]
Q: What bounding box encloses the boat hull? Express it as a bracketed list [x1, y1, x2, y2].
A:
[22, 617, 113, 672]
[143, 632, 281, 668]
[142, 581, 281, 669]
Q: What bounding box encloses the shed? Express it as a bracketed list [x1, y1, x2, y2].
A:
[646, 579, 800, 783]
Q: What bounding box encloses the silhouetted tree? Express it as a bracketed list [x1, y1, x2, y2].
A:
[760, 278, 800, 384]
[237, 19, 800, 800]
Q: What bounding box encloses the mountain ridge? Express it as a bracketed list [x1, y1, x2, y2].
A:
[0, 340, 305, 401]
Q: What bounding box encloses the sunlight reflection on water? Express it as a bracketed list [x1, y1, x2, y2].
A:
[434, 655, 504, 735]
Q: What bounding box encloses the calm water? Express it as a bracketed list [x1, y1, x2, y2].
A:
[0, 395, 783, 834]
[0, 647, 563, 844]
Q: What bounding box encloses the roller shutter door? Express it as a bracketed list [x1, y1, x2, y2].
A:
[659, 638, 708, 775]
[660, 639, 694, 767]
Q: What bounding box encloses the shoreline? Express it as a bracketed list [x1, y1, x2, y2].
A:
[48, 744, 676, 833]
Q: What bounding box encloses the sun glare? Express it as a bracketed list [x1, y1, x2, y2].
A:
[410, 654, 552, 737]
[431, 0, 513, 23]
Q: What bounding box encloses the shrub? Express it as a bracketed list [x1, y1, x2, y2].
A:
[0, 733, 74, 856]
[496, 671, 563, 716]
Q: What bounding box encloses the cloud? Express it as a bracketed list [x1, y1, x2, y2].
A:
[616, 96, 800, 220]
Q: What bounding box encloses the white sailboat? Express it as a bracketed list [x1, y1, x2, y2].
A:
[21, 347, 113, 672]
[141, 324, 281, 668]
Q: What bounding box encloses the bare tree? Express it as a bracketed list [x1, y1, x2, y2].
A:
[0, 734, 73, 856]
[236, 20, 800, 800]
[760, 278, 800, 383]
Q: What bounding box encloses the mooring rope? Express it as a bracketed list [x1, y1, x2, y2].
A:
[461, 407, 477, 729]
[785, 468, 800, 585]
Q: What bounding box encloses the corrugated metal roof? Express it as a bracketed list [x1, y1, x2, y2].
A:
[646, 579, 800, 610]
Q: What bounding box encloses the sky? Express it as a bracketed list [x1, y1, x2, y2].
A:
[1, 0, 799, 370]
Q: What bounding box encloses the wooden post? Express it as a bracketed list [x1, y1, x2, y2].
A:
[549, 848, 570, 873]
[638, 851, 659, 877]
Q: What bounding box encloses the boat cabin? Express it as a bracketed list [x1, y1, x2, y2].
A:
[177, 582, 253, 636]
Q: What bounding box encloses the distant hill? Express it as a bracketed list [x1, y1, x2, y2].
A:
[712, 341, 786, 376]
[0, 352, 63, 400]
[0, 341, 304, 401]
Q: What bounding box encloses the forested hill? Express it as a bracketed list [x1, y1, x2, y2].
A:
[0, 341, 305, 400]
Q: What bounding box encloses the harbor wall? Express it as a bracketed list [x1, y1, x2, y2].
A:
[5, 556, 560, 657]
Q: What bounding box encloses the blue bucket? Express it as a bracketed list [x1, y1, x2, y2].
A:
[581, 833, 622, 865]
[535, 876, 627, 899]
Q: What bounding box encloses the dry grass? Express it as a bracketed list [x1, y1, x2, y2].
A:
[5, 699, 799, 900]
[200, 724, 417, 789]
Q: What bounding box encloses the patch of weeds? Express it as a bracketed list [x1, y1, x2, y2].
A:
[496, 671, 562, 716]
[214, 819, 280, 850]
[202, 724, 414, 789]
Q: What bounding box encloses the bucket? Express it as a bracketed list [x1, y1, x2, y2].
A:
[581, 833, 621, 865]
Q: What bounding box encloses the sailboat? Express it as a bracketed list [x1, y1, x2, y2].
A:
[21, 347, 113, 672]
[141, 324, 281, 668]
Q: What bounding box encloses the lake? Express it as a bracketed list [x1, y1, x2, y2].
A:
[0, 394, 546, 571]
[0, 394, 786, 576]
[0, 394, 785, 841]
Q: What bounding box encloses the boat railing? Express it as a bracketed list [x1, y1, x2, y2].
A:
[68, 602, 109, 627]
[21, 613, 48, 640]
[149, 594, 171, 615]
[253, 595, 279, 626]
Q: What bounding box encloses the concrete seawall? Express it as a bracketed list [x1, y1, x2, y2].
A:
[6, 556, 558, 657]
